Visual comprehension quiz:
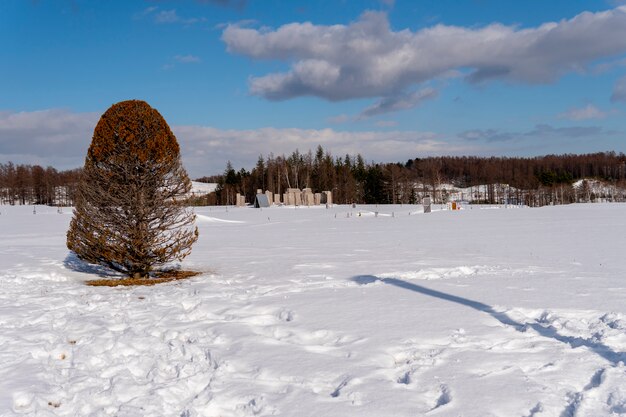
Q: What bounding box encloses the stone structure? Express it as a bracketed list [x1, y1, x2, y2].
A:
[321, 191, 333, 205]
[423, 196, 431, 213]
[244, 188, 333, 207]
[235, 193, 246, 207]
[302, 188, 315, 206]
[283, 188, 302, 206]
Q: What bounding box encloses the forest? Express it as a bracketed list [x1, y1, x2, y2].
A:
[2, 149, 626, 207]
[196, 148, 626, 207]
[0, 162, 81, 206]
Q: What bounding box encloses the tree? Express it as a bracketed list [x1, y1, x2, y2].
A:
[363, 164, 387, 204]
[67, 100, 198, 278]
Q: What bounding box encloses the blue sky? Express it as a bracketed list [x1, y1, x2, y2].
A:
[1, 0, 626, 177]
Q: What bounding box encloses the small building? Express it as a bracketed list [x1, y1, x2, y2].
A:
[254, 194, 271, 208]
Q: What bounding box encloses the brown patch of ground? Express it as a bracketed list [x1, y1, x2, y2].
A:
[86, 270, 202, 287]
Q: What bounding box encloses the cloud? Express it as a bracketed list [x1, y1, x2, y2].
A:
[174, 125, 455, 176]
[163, 54, 202, 71]
[527, 124, 607, 138]
[155, 10, 181, 23]
[359, 88, 438, 118]
[155, 9, 203, 24]
[558, 104, 609, 120]
[134, 6, 158, 19]
[5, 110, 621, 179]
[329, 88, 435, 124]
[222, 7, 626, 106]
[374, 120, 398, 128]
[327, 114, 350, 124]
[0, 109, 98, 169]
[458, 129, 516, 143]
[174, 54, 201, 63]
[139, 8, 205, 25]
[459, 124, 612, 143]
[195, 0, 247, 10]
[0, 109, 467, 178]
[592, 57, 626, 74]
[327, 88, 436, 124]
[612, 75, 626, 102]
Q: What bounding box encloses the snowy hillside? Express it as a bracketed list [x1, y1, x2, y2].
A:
[190, 181, 218, 195]
[1, 203, 626, 416]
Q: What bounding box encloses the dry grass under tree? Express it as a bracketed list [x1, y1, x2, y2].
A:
[86, 270, 202, 287]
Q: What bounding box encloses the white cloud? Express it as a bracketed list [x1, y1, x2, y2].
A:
[359, 88, 438, 118]
[146, 9, 204, 25]
[558, 104, 609, 120]
[6, 110, 620, 179]
[195, 0, 247, 10]
[0, 109, 471, 178]
[327, 114, 350, 124]
[134, 6, 158, 20]
[174, 54, 201, 63]
[0, 109, 98, 169]
[174, 125, 454, 176]
[374, 120, 398, 128]
[155, 10, 184, 24]
[163, 55, 202, 71]
[592, 57, 626, 74]
[458, 124, 612, 143]
[458, 129, 516, 143]
[612, 75, 626, 102]
[222, 7, 626, 111]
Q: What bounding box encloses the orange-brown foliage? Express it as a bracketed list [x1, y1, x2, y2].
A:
[87, 100, 180, 164]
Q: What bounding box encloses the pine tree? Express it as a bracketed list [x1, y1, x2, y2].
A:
[67, 100, 198, 278]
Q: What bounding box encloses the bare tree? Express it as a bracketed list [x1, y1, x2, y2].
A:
[67, 100, 198, 278]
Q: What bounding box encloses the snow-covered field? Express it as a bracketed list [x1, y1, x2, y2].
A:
[1, 203, 626, 416]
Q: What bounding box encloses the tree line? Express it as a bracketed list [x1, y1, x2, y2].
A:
[196, 148, 626, 206]
[3, 149, 626, 207]
[0, 162, 81, 205]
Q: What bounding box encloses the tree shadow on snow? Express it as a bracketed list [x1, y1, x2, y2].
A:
[63, 252, 122, 278]
[352, 275, 626, 365]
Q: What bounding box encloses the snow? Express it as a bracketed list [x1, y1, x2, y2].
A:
[1, 203, 626, 416]
[190, 181, 218, 195]
[422, 182, 519, 203]
[573, 178, 622, 200]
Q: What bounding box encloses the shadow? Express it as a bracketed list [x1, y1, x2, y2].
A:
[63, 252, 122, 278]
[352, 275, 379, 285]
[352, 275, 626, 365]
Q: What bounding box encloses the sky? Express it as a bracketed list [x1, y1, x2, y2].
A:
[1, 0, 626, 178]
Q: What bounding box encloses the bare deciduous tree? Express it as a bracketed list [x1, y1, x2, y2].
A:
[67, 100, 198, 278]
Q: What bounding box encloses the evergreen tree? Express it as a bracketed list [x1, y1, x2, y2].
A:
[67, 100, 198, 278]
